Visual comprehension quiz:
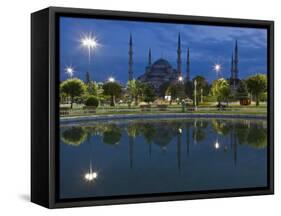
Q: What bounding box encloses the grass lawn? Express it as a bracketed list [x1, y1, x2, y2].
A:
[60, 102, 267, 117]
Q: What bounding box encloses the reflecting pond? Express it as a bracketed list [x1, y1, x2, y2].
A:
[59, 118, 267, 199]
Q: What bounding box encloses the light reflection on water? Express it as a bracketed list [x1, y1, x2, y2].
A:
[59, 118, 267, 199]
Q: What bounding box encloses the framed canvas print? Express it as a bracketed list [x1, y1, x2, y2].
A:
[31, 7, 274, 208]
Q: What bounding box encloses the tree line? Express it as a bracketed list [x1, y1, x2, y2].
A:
[60, 73, 267, 108]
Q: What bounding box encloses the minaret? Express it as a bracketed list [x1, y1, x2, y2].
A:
[148, 48, 152, 66]
[234, 40, 239, 80]
[177, 33, 182, 76]
[85, 71, 91, 84]
[128, 33, 133, 81]
[186, 48, 190, 81]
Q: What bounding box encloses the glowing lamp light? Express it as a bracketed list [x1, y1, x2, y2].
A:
[213, 63, 222, 76]
[214, 64, 221, 71]
[84, 171, 98, 182]
[108, 77, 115, 82]
[178, 128, 182, 134]
[65, 66, 74, 78]
[178, 76, 183, 82]
[214, 140, 220, 149]
[81, 36, 97, 49]
[80, 34, 98, 61]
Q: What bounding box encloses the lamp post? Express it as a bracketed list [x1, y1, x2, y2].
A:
[194, 79, 197, 111]
[200, 88, 203, 103]
[81, 34, 98, 63]
[80, 33, 98, 81]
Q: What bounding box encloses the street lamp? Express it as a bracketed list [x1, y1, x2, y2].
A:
[194, 79, 197, 110]
[178, 76, 183, 82]
[65, 66, 74, 78]
[108, 77, 115, 82]
[80, 34, 98, 62]
[213, 63, 222, 78]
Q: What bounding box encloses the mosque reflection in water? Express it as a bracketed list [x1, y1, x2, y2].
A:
[59, 118, 267, 199]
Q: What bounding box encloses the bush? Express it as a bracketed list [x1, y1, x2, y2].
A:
[85, 96, 99, 107]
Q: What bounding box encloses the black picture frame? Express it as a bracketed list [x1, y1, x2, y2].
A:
[31, 6, 274, 209]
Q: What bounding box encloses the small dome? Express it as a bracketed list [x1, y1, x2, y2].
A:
[152, 58, 172, 67]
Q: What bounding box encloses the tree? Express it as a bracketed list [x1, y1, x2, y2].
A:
[85, 96, 99, 107]
[211, 119, 231, 136]
[192, 76, 209, 103]
[60, 78, 86, 109]
[246, 74, 267, 106]
[167, 83, 186, 104]
[127, 79, 144, 105]
[86, 81, 98, 96]
[103, 81, 122, 106]
[61, 126, 87, 146]
[159, 81, 171, 98]
[143, 84, 156, 104]
[103, 124, 122, 145]
[235, 80, 249, 100]
[184, 80, 193, 99]
[247, 124, 267, 149]
[139, 123, 156, 144]
[211, 78, 231, 105]
[235, 121, 249, 145]
[221, 84, 231, 106]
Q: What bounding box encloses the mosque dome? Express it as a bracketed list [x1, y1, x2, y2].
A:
[152, 58, 172, 68]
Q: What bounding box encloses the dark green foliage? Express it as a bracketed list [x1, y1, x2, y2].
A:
[212, 119, 231, 136]
[86, 81, 98, 96]
[103, 82, 122, 106]
[85, 71, 91, 84]
[103, 125, 122, 145]
[61, 127, 87, 146]
[211, 78, 231, 104]
[143, 84, 156, 104]
[60, 78, 86, 108]
[167, 83, 186, 104]
[127, 79, 145, 105]
[246, 74, 267, 106]
[159, 81, 171, 97]
[247, 124, 267, 148]
[85, 96, 99, 107]
[235, 80, 249, 100]
[184, 80, 193, 99]
[192, 75, 210, 103]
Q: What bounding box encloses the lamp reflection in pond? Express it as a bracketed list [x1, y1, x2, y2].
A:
[84, 162, 98, 182]
[214, 139, 220, 149]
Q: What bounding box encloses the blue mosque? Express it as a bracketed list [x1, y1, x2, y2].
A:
[127, 33, 239, 94]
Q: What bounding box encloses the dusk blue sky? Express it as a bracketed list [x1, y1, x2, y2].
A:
[60, 17, 267, 84]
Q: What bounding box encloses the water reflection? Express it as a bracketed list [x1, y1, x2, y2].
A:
[84, 161, 98, 182]
[60, 118, 267, 199]
[61, 126, 87, 146]
[61, 119, 267, 153]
